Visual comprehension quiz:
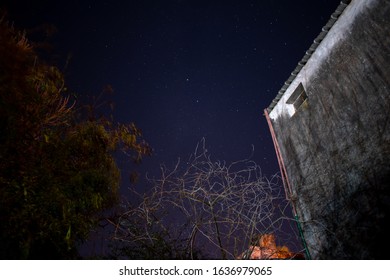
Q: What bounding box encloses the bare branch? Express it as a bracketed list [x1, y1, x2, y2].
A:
[110, 139, 303, 259]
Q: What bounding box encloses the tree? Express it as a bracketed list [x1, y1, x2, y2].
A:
[109, 139, 303, 259]
[0, 16, 151, 259]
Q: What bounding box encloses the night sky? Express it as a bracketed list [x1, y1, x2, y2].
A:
[3, 0, 342, 256]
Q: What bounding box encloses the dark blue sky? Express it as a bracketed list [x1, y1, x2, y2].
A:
[3, 0, 341, 192]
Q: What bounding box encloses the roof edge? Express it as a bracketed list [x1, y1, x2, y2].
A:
[266, 0, 351, 113]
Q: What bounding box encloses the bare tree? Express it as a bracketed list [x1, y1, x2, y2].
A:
[109, 139, 303, 259]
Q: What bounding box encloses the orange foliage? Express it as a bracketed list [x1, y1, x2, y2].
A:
[237, 234, 305, 260]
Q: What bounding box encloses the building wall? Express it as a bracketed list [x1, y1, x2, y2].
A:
[270, 0, 390, 259]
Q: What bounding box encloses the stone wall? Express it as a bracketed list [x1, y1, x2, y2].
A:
[271, 0, 390, 259]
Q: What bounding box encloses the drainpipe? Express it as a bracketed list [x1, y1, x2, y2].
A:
[263, 109, 311, 260]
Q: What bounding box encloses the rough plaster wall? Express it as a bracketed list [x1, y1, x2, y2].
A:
[273, 0, 390, 259]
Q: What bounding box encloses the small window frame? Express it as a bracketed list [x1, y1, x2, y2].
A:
[286, 83, 308, 111]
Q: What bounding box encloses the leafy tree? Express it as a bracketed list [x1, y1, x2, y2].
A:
[0, 16, 151, 259]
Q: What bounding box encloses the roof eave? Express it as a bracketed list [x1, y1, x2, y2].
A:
[266, 0, 351, 114]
